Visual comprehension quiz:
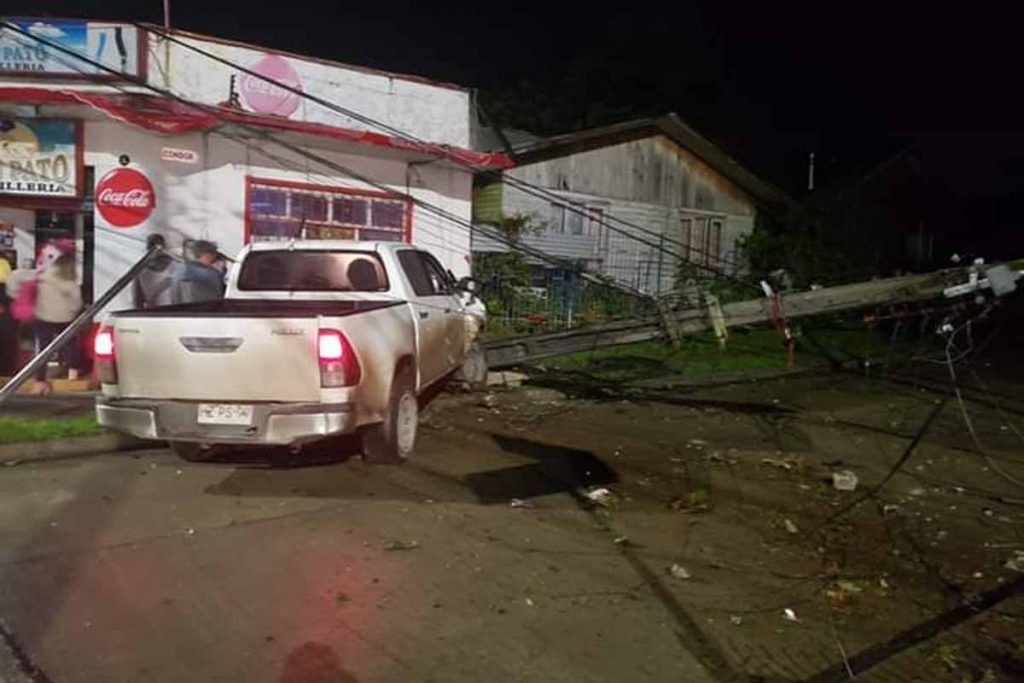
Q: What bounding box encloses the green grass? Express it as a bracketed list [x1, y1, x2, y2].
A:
[543, 324, 890, 383]
[0, 415, 104, 445]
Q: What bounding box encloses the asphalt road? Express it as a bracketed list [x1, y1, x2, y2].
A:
[0, 417, 716, 683]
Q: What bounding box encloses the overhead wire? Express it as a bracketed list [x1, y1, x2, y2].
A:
[0, 22, 648, 297]
[135, 22, 757, 286]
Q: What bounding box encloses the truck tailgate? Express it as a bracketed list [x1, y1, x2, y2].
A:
[112, 316, 322, 402]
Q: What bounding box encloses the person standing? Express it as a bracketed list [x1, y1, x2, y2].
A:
[0, 254, 14, 374]
[132, 233, 176, 309]
[170, 240, 225, 305]
[31, 250, 83, 394]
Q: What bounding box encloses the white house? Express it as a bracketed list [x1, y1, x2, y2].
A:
[0, 18, 509, 314]
[472, 114, 789, 296]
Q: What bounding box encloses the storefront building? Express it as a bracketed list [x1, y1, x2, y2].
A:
[0, 18, 509, 313]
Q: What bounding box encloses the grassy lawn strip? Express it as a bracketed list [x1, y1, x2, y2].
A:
[543, 325, 889, 383]
[0, 414, 105, 445]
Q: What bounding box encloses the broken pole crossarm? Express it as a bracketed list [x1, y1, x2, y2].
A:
[0, 247, 165, 404]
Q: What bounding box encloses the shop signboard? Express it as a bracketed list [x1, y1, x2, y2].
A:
[0, 18, 140, 77]
[0, 119, 80, 197]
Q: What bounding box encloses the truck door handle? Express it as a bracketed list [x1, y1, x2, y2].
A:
[419, 311, 429, 319]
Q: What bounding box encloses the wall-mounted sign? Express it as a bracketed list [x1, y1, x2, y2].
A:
[240, 53, 302, 118]
[0, 119, 80, 196]
[0, 19, 140, 77]
[160, 146, 200, 164]
[96, 167, 156, 228]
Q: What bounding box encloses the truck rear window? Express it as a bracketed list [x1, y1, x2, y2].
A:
[237, 251, 390, 292]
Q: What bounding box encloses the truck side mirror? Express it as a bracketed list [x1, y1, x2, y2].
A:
[455, 276, 478, 294]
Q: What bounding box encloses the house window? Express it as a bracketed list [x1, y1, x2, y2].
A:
[248, 179, 411, 243]
[550, 204, 586, 235]
[680, 217, 693, 261]
[588, 207, 605, 259]
[681, 215, 724, 266]
[707, 220, 723, 266]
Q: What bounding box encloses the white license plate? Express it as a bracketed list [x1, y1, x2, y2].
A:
[197, 403, 254, 426]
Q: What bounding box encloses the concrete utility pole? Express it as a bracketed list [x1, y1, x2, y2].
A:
[807, 152, 816, 191]
[164, 0, 171, 29]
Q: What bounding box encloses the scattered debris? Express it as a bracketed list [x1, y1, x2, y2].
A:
[613, 536, 632, 547]
[1005, 551, 1024, 573]
[761, 456, 801, 471]
[335, 591, 350, 605]
[509, 498, 534, 509]
[783, 519, 799, 534]
[3, 459, 21, 467]
[909, 487, 927, 497]
[832, 470, 859, 491]
[729, 615, 744, 626]
[584, 487, 616, 507]
[382, 540, 420, 551]
[525, 597, 535, 607]
[668, 489, 710, 514]
[688, 438, 707, 448]
[667, 564, 691, 580]
[186, 528, 195, 536]
[782, 608, 800, 622]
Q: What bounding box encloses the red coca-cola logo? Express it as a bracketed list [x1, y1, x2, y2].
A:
[95, 168, 156, 228]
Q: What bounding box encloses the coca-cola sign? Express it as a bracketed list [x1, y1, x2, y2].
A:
[95, 168, 155, 228]
[240, 53, 302, 118]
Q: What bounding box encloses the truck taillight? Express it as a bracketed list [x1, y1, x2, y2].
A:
[94, 327, 117, 384]
[318, 329, 360, 387]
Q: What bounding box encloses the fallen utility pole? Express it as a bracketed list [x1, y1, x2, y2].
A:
[484, 260, 1023, 370]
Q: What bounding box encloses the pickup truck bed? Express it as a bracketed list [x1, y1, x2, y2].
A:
[96, 241, 485, 463]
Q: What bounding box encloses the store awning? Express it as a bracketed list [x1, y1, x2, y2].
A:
[0, 87, 512, 169]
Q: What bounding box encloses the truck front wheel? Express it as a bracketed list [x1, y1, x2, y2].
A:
[362, 371, 418, 464]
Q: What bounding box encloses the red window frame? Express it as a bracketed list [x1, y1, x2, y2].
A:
[243, 176, 413, 244]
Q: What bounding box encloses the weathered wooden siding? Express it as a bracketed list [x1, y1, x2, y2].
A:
[472, 227, 596, 260]
[474, 183, 748, 293]
[508, 136, 756, 217]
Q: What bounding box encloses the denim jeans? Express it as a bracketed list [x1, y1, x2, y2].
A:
[34, 320, 82, 381]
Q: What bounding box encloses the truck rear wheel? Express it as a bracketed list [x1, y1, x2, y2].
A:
[169, 441, 222, 463]
[363, 370, 418, 464]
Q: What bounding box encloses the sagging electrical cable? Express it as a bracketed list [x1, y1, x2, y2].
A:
[0, 21, 646, 298]
[135, 22, 756, 284]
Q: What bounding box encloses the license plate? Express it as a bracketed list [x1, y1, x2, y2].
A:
[197, 403, 253, 426]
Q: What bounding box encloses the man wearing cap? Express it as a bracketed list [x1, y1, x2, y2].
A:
[170, 239, 225, 305]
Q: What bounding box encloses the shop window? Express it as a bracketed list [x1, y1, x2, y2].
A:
[248, 181, 410, 243]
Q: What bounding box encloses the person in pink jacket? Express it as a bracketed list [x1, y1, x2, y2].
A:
[30, 248, 83, 394]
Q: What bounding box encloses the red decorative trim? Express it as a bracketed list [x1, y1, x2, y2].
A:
[243, 176, 252, 245]
[75, 119, 85, 197]
[404, 202, 413, 243]
[0, 87, 513, 169]
[249, 176, 406, 200]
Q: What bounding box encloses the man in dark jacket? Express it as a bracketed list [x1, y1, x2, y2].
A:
[171, 240, 225, 305]
[132, 233, 176, 309]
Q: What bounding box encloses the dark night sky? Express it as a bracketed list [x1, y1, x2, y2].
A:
[9, 1, 1024, 254]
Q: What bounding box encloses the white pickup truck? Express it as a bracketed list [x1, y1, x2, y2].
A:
[95, 241, 486, 463]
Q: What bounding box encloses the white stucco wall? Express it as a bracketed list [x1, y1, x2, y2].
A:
[88, 120, 473, 315]
[148, 32, 471, 148]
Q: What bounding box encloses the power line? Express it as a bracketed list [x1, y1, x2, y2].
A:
[136, 23, 754, 282]
[0, 21, 646, 297]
